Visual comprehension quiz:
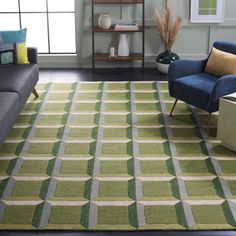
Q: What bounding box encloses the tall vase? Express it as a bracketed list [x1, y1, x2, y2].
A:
[118, 34, 129, 57]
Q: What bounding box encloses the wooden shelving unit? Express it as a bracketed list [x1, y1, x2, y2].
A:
[91, 0, 145, 71]
[93, 26, 143, 32]
[94, 53, 143, 61]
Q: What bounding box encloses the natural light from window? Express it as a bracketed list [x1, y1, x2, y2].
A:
[0, 0, 76, 54]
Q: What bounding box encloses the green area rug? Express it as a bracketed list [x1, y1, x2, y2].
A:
[0, 81, 236, 230]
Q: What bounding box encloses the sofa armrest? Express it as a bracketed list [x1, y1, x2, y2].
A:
[27, 47, 38, 65]
[168, 59, 208, 96]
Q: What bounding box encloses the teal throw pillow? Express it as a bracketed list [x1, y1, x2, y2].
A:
[0, 28, 27, 44]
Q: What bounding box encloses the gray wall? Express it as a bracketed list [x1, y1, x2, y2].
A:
[39, 0, 236, 68]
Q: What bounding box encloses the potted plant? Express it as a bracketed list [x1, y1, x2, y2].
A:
[154, 4, 182, 74]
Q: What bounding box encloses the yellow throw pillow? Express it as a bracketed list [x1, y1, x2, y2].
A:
[16, 42, 29, 64]
[205, 47, 236, 77]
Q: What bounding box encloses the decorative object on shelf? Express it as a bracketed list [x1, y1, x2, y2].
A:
[118, 34, 129, 57]
[109, 46, 116, 58]
[114, 23, 139, 31]
[98, 13, 112, 29]
[190, 0, 225, 23]
[154, 4, 182, 74]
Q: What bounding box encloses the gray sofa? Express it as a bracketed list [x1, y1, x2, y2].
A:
[0, 47, 39, 146]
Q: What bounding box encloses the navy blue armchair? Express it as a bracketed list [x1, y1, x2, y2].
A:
[168, 41, 236, 119]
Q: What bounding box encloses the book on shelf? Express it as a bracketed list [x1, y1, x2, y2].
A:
[114, 23, 139, 31]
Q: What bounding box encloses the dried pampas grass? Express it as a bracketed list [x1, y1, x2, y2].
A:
[154, 4, 182, 50]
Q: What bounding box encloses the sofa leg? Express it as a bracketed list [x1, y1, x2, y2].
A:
[32, 88, 39, 98]
[170, 99, 178, 117]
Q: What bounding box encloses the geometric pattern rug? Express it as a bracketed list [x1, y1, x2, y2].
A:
[0, 81, 236, 230]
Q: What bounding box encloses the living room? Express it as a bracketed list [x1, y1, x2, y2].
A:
[0, 0, 236, 236]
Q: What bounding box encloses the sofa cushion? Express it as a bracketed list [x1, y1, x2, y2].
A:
[0, 42, 29, 65]
[0, 28, 29, 64]
[173, 73, 219, 111]
[0, 92, 20, 145]
[16, 42, 29, 64]
[0, 43, 16, 65]
[0, 64, 38, 102]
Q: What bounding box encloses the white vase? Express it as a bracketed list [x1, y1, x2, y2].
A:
[118, 34, 129, 57]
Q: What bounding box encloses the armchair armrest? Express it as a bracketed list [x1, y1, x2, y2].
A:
[207, 75, 236, 112]
[211, 75, 236, 100]
[27, 47, 38, 64]
[168, 59, 207, 95]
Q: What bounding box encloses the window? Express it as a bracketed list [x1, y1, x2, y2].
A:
[0, 0, 76, 54]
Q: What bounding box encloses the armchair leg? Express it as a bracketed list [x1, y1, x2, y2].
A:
[170, 99, 178, 117]
[32, 88, 39, 98]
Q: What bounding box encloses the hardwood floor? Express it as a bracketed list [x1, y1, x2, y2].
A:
[38, 68, 167, 83]
[1, 68, 235, 236]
